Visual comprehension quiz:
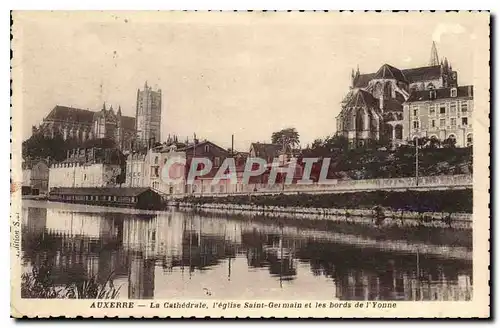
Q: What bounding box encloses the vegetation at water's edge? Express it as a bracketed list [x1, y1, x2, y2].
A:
[180, 189, 473, 213]
[21, 262, 121, 299]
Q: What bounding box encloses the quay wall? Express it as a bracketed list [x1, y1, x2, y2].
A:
[170, 201, 472, 230]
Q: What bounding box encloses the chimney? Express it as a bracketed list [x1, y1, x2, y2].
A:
[231, 134, 234, 156]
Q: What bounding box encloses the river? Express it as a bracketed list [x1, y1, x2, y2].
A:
[21, 200, 472, 301]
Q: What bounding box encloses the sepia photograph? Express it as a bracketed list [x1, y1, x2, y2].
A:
[10, 11, 490, 318]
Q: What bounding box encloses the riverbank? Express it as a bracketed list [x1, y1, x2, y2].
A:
[169, 189, 472, 230]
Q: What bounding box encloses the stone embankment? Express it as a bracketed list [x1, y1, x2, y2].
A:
[168, 201, 472, 230]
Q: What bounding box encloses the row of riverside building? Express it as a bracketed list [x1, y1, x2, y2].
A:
[22, 139, 297, 198]
[22, 41, 474, 201]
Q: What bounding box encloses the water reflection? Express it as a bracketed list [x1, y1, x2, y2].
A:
[22, 202, 473, 301]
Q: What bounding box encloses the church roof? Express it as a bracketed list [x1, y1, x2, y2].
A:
[44, 105, 135, 130]
[353, 65, 443, 88]
[402, 65, 442, 83]
[345, 89, 379, 108]
[353, 73, 376, 88]
[44, 106, 95, 123]
[374, 64, 407, 82]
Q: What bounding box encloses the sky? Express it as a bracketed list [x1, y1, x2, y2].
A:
[14, 12, 482, 151]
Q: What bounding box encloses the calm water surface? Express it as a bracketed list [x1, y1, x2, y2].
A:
[21, 200, 472, 301]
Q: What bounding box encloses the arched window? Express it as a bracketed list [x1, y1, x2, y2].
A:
[355, 113, 364, 132]
[395, 125, 403, 140]
[384, 81, 393, 98]
[373, 82, 383, 99]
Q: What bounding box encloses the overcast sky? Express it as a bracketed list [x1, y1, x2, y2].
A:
[14, 12, 481, 151]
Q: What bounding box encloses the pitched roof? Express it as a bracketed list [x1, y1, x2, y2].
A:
[353, 73, 376, 88]
[353, 65, 443, 88]
[402, 65, 442, 84]
[49, 187, 153, 197]
[45, 105, 95, 123]
[250, 143, 282, 159]
[178, 140, 229, 154]
[345, 89, 379, 108]
[406, 85, 473, 102]
[374, 64, 407, 82]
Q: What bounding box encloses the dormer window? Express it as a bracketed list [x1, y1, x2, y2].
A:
[429, 90, 437, 100]
[450, 88, 457, 97]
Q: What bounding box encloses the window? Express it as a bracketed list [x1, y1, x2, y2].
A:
[462, 117, 468, 126]
[429, 90, 437, 99]
[205, 145, 210, 152]
[429, 104, 435, 115]
[214, 157, 221, 167]
[450, 88, 457, 97]
[439, 104, 446, 114]
[412, 107, 419, 117]
[440, 119, 445, 127]
[413, 121, 419, 129]
[450, 102, 457, 114]
[467, 134, 473, 147]
[164, 158, 168, 165]
[83, 174, 87, 181]
[450, 118, 456, 127]
[431, 120, 435, 128]
[461, 101, 468, 113]
[154, 156, 159, 165]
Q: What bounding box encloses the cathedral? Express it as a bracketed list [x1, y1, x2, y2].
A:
[336, 42, 458, 148]
[32, 82, 162, 151]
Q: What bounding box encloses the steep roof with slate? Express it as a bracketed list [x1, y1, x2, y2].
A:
[402, 65, 442, 83]
[374, 64, 408, 82]
[44, 105, 136, 130]
[407, 85, 473, 102]
[353, 65, 443, 88]
[353, 73, 376, 88]
[44, 106, 95, 124]
[345, 89, 379, 108]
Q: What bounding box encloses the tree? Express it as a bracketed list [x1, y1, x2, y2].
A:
[442, 137, 457, 149]
[271, 128, 300, 150]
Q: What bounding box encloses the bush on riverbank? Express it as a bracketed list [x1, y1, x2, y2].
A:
[180, 189, 472, 213]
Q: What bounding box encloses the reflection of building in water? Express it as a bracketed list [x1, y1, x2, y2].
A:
[22, 206, 128, 286]
[128, 257, 155, 299]
[240, 227, 298, 283]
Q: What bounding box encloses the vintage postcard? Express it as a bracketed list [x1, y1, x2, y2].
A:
[10, 11, 490, 318]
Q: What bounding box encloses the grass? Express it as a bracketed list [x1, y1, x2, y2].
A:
[21, 262, 121, 299]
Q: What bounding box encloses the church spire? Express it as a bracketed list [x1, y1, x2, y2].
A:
[102, 102, 106, 111]
[429, 41, 440, 66]
[117, 105, 122, 115]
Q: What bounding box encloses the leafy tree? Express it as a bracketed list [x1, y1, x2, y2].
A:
[271, 128, 300, 150]
[442, 137, 457, 149]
